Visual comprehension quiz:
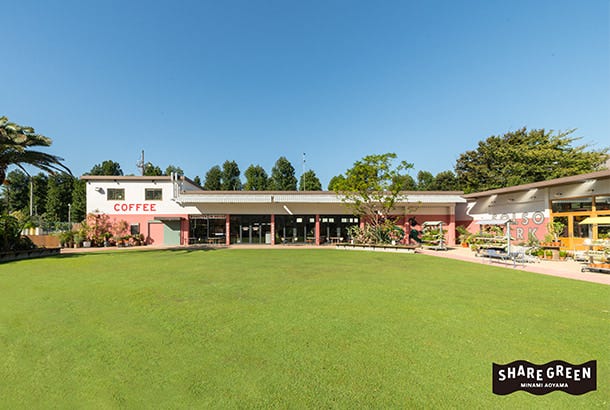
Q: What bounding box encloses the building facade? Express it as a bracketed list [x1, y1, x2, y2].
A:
[83, 170, 610, 250]
[83, 175, 464, 247]
[459, 170, 610, 250]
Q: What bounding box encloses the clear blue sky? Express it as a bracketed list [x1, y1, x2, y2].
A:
[2, 0, 609, 187]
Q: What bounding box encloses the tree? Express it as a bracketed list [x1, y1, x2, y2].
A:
[327, 175, 345, 191]
[0, 116, 71, 184]
[2, 170, 29, 213]
[333, 153, 414, 230]
[221, 160, 241, 190]
[89, 160, 123, 176]
[269, 157, 297, 190]
[244, 164, 268, 190]
[193, 175, 202, 186]
[143, 162, 163, 176]
[71, 178, 87, 222]
[299, 170, 322, 191]
[203, 166, 222, 190]
[416, 171, 435, 191]
[32, 173, 48, 215]
[45, 173, 74, 223]
[455, 128, 609, 193]
[165, 164, 183, 176]
[395, 174, 417, 190]
[430, 170, 459, 191]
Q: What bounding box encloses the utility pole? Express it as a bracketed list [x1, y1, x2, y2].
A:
[136, 150, 145, 176]
[302, 152, 306, 191]
[30, 178, 33, 217]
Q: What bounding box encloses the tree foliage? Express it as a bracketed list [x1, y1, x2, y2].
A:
[2, 170, 29, 213]
[429, 170, 459, 191]
[333, 153, 414, 229]
[203, 166, 222, 190]
[89, 160, 123, 176]
[165, 165, 183, 176]
[416, 171, 434, 191]
[455, 128, 609, 193]
[269, 157, 297, 190]
[45, 173, 74, 223]
[244, 164, 268, 190]
[327, 174, 345, 191]
[0, 115, 71, 184]
[143, 162, 163, 176]
[299, 170, 322, 191]
[221, 160, 242, 190]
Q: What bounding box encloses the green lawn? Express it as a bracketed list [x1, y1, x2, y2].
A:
[1, 249, 608, 408]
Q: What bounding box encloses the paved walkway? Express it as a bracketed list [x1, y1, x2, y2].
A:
[417, 246, 610, 286]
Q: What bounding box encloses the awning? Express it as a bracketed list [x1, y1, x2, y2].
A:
[422, 221, 443, 226]
[154, 216, 182, 221]
[475, 219, 513, 225]
[579, 216, 610, 225]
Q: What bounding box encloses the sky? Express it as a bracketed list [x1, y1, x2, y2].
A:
[2, 0, 609, 187]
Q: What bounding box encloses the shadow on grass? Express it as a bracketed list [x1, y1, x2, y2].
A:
[49, 245, 223, 260]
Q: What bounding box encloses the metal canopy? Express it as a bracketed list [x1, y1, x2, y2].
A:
[475, 219, 513, 225]
[579, 216, 610, 225]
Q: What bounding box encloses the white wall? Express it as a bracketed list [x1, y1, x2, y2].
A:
[85, 180, 200, 215]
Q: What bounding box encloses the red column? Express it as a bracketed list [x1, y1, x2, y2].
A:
[225, 215, 231, 245]
[447, 207, 456, 246]
[315, 214, 320, 245]
[270, 214, 275, 245]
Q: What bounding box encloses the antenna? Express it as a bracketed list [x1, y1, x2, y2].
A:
[302, 152, 306, 191]
[136, 150, 145, 176]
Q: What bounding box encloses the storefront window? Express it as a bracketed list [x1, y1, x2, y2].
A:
[275, 215, 315, 244]
[595, 196, 610, 211]
[572, 215, 591, 238]
[107, 188, 125, 200]
[189, 216, 226, 244]
[320, 215, 359, 244]
[598, 214, 610, 239]
[230, 215, 271, 244]
[551, 197, 592, 213]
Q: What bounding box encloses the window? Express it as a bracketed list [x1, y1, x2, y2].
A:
[107, 188, 125, 200]
[595, 196, 610, 211]
[145, 188, 162, 201]
[130, 224, 140, 235]
[551, 197, 592, 213]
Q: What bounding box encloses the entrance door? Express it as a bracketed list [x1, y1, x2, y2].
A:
[163, 220, 181, 245]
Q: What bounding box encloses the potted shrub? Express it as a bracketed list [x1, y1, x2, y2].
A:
[559, 250, 568, 261]
[546, 221, 565, 246]
[545, 249, 553, 260]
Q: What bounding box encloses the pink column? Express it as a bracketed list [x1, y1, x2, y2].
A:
[447, 207, 456, 246]
[315, 214, 320, 245]
[225, 215, 231, 245]
[270, 214, 275, 245]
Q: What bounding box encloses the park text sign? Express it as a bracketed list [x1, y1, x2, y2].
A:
[492, 360, 596, 395]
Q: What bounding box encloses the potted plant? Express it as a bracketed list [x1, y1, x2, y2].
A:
[547, 221, 565, 246]
[456, 225, 471, 247]
[73, 232, 83, 248]
[559, 250, 568, 261]
[545, 249, 553, 260]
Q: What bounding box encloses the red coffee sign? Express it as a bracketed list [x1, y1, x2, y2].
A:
[113, 203, 157, 212]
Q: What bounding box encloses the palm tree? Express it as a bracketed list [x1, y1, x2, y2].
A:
[0, 116, 71, 184]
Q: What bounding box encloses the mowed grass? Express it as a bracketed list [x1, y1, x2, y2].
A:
[0, 249, 608, 408]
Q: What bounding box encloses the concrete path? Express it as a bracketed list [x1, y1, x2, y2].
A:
[417, 246, 610, 286]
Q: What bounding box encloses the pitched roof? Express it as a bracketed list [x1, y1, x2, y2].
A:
[462, 169, 610, 199]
